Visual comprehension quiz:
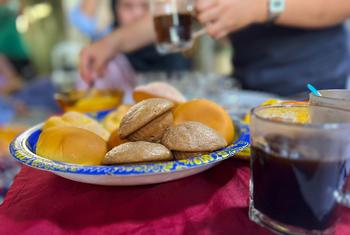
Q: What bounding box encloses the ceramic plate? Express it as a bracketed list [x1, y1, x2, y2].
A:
[9, 121, 249, 186]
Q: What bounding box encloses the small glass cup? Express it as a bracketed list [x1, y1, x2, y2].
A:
[150, 0, 205, 54]
[54, 89, 124, 113]
[52, 70, 124, 113]
[310, 89, 350, 111]
[249, 104, 350, 235]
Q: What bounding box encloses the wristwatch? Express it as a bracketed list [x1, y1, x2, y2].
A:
[268, 0, 285, 23]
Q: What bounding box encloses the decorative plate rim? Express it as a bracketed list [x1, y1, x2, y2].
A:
[9, 121, 250, 176]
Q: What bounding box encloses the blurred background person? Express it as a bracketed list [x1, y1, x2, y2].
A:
[70, 0, 191, 73]
[196, 0, 350, 97]
[69, 0, 111, 41]
[0, 0, 33, 95]
[0, 56, 23, 95]
[79, 0, 350, 97]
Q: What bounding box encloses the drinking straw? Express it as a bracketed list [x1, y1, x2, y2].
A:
[307, 83, 322, 96]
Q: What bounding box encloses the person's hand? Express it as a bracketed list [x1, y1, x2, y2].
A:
[196, 0, 268, 39]
[79, 36, 118, 83]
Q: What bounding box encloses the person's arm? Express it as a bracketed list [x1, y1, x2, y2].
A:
[108, 14, 155, 53]
[275, 0, 350, 28]
[196, 0, 350, 39]
[79, 14, 155, 82]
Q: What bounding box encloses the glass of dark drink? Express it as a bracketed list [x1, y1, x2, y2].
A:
[150, 0, 205, 54]
[250, 104, 350, 235]
[310, 89, 350, 111]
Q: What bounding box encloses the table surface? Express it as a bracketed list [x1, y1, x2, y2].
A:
[0, 160, 349, 235]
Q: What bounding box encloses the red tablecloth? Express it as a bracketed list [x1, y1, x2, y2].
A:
[0, 160, 349, 235]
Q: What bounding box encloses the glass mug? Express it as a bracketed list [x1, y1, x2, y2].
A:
[249, 104, 350, 235]
[310, 89, 350, 111]
[150, 0, 205, 54]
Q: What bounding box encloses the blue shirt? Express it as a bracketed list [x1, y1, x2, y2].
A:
[230, 24, 350, 96]
[69, 5, 112, 41]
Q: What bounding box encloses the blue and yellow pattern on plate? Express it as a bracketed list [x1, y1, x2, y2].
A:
[9, 120, 250, 185]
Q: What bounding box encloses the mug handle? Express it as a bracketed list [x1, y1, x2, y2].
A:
[192, 28, 207, 39]
[178, 28, 206, 52]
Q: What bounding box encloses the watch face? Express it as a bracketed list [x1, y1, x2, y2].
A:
[270, 0, 285, 13]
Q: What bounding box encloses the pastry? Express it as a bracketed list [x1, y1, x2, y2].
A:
[37, 126, 107, 165]
[102, 104, 131, 132]
[133, 82, 186, 103]
[119, 98, 174, 142]
[161, 121, 227, 160]
[107, 129, 128, 150]
[173, 99, 235, 144]
[43, 111, 110, 141]
[103, 141, 172, 164]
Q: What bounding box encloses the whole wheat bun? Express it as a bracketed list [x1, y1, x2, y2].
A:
[127, 111, 173, 142]
[36, 126, 107, 165]
[161, 121, 227, 159]
[103, 141, 172, 164]
[119, 98, 174, 142]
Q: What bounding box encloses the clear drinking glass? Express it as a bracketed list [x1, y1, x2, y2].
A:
[249, 104, 350, 235]
[150, 0, 205, 53]
[52, 71, 123, 113]
[310, 89, 350, 111]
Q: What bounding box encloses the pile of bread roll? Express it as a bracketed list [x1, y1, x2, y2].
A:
[104, 98, 227, 164]
[36, 82, 231, 165]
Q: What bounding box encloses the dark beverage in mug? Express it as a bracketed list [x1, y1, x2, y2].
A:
[154, 13, 192, 43]
[251, 136, 349, 230]
[154, 13, 192, 44]
[151, 0, 204, 53]
[250, 105, 350, 235]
